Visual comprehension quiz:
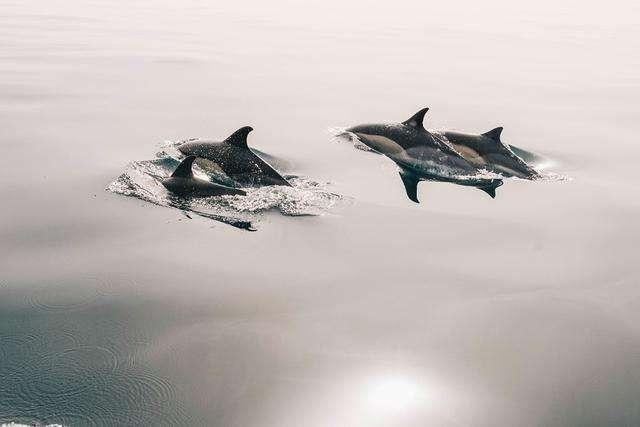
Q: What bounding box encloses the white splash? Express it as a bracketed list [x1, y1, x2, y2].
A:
[107, 140, 345, 229]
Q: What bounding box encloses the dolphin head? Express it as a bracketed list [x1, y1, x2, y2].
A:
[344, 123, 408, 157]
[342, 123, 384, 152]
[345, 123, 380, 135]
[343, 108, 430, 155]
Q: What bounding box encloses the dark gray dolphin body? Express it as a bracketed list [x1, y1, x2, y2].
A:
[345, 108, 503, 203]
[178, 127, 291, 187]
[161, 155, 247, 197]
[441, 128, 539, 179]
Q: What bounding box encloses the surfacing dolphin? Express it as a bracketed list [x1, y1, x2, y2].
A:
[440, 127, 539, 179]
[178, 126, 291, 187]
[162, 155, 247, 197]
[345, 108, 503, 203]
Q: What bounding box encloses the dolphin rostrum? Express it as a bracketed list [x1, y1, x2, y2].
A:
[345, 108, 503, 203]
[161, 155, 247, 197]
[178, 127, 291, 187]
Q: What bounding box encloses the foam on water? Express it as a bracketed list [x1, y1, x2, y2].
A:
[107, 140, 344, 230]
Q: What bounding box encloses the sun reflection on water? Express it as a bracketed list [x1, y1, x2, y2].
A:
[362, 374, 427, 415]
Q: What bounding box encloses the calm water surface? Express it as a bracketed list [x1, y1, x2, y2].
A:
[1, 0, 640, 425]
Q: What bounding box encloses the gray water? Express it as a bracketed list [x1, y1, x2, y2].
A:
[1, 0, 640, 426]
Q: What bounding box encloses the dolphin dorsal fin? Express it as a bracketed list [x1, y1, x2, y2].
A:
[224, 126, 254, 147]
[402, 108, 429, 130]
[171, 155, 196, 178]
[482, 127, 503, 142]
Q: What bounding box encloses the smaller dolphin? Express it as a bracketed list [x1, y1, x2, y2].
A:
[178, 127, 291, 187]
[345, 108, 503, 203]
[161, 155, 247, 197]
[441, 128, 539, 179]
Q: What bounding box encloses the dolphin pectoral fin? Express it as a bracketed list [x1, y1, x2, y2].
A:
[402, 107, 429, 130]
[477, 179, 503, 199]
[399, 169, 421, 203]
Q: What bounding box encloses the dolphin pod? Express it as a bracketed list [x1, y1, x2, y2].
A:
[344, 107, 539, 202]
[161, 108, 540, 203]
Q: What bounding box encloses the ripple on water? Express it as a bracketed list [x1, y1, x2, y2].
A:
[39, 410, 103, 427]
[0, 332, 55, 377]
[52, 405, 196, 427]
[0, 322, 84, 365]
[121, 369, 178, 406]
[1, 343, 192, 425]
[81, 367, 192, 425]
[11, 346, 119, 404]
[0, 422, 65, 427]
[94, 274, 142, 299]
[86, 317, 151, 371]
[27, 278, 104, 313]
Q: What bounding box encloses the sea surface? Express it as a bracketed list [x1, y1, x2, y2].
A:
[1, 0, 639, 426]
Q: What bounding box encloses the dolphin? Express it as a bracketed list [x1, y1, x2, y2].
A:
[440, 127, 539, 179]
[345, 108, 503, 203]
[161, 155, 247, 197]
[178, 126, 291, 187]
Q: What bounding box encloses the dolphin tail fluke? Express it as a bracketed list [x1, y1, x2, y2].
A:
[477, 179, 503, 199]
[171, 155, 196, 178]
[399, 169, 420, 203]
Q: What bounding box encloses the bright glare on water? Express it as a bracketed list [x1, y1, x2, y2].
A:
[363, 375, 426, 414]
